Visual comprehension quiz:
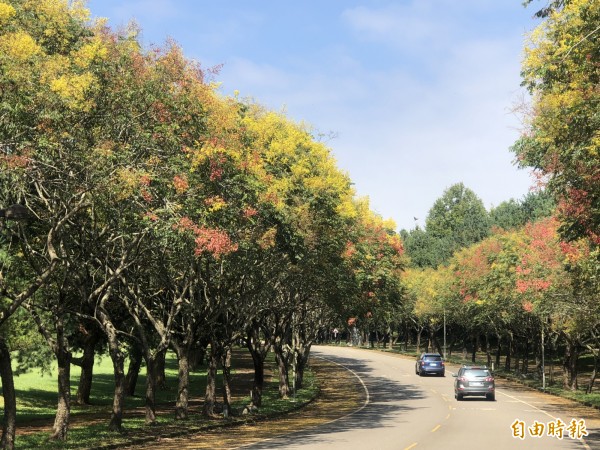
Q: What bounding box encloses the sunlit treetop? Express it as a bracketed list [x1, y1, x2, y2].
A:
[240, 106, 353, 214]
[515, 0, 600, 243]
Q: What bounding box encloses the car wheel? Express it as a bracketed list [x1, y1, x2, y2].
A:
[440, 372, 445, 377]
[457, 393, 463, 401]
[486, 393, 495, 401]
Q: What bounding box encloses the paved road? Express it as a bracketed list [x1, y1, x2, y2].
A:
[244, 345, 600, 450]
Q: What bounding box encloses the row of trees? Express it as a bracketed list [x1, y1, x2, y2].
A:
[404, 211, 598, 387]
[0, 1, 405, 448]
[402, 0, 600, 405]
[0, 1, 598, 449]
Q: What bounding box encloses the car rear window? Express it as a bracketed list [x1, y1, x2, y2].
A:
[424, 356, 442, 361]
[464, 369, 491, 377]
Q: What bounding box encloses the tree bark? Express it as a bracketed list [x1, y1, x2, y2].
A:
[221, 348, 232, 417]
[155, 348, 167, 390]
[495, 333, 502, 368]
[51, 347, 71, 441]
[125, 342, 143, 397]
[144, 355, 157, 425]
[485, 334, 492, 368]
[203, 347, 218, 417]
[0, 338, 16, 450]
[246, 324, 269, 407]
[76, 331, 100, 405]
[189, 344, 206, 371]
[247, 345, 265, 407]
[415, 326, 423, 354]
[522, 338, 530, 374]
[586, 350, 599, 394]
[562, 338, 579, 391]
[504, 332, 513, 371]
[295, 342, 312, 391]
[174, 345, 190, 420]
[274, 345, 290, 399]
[102, 316, 126, 432]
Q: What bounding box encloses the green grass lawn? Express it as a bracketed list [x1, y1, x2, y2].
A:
[9, 352, 210, 422]
[1, 350, 318, 450]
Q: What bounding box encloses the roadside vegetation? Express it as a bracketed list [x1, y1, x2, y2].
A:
[352, 339, 600, 410]
[0, 1, 403, 448]
[0, 1, 598, 450]
[6, 349, 318, 449]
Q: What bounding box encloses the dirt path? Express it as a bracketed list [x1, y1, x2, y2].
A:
[119, 356, 367, 449]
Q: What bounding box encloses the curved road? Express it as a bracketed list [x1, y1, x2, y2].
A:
[245, 345, 599, 450]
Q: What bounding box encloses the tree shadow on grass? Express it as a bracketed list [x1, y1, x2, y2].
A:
[12, 349, 258, 432]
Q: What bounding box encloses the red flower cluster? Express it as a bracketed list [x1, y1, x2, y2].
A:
[243, 206, 258, 218]
[173, 175, 189, 193]
[173, 217, 238, 258]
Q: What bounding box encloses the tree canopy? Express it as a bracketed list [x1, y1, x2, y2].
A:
[513, 0, 600, 243]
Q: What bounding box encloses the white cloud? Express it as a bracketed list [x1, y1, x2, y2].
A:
[341, 3, 451, 51]
[217, 32, 534, 230]
[100, 0, 534, 231]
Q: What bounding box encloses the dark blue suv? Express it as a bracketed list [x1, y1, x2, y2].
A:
[415, 353, 445, 376]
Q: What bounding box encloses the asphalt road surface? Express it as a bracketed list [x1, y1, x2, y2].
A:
[243, 345, 600, 450]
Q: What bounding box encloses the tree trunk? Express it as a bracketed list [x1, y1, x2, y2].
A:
[562, 339, 579, 391]
[174, 345, 190, 420]
[586, 350, 599, 394]
[51, 348, 71, 440]
[274, 345, 290, 399]
[144, 355, 157, 425]
[295, 343, 312, 391]
[246, 322, 270, 407]
[203, 347, 218, 417]
[0, 338, 16, 450]
[485, 334, 492, 368]
[495, 333, 502, 368]
[155, 348, 167, 390]
[415, 327, 423, 354]
[522, 339, 529, 374]
[189, 344, 206, 371]
[249, 347, 265, 407]
[432, 333, 442, 356]
[103, 321, 126, 432]
[504, 333, 513, 372]
[76, 332, 100, 405]
[221, 348, 232, 417]
[125, 342, 143, 397]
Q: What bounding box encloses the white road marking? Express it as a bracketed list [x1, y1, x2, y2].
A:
[239, 354, 371, 449]
[498, 390, 591, 450]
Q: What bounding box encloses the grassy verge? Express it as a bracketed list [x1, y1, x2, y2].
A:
[6, 350, 319, 450]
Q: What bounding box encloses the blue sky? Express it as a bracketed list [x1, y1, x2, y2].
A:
[86, 0, 542, 231]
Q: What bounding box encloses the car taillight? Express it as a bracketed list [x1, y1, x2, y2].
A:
[485, 377, 494, 382]
[458, 377, 466, 382]
[420, 361, 425, 366]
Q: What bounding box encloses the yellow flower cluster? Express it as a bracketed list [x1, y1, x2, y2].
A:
[204, 196, 227, 212]
[0, 31, 41, 60]
[73, 38, 108, 68]
[50, 72, 96, 110]
[0, 2, 16, 25]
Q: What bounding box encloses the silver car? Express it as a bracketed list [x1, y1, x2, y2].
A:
[453, 365, 495, 401]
